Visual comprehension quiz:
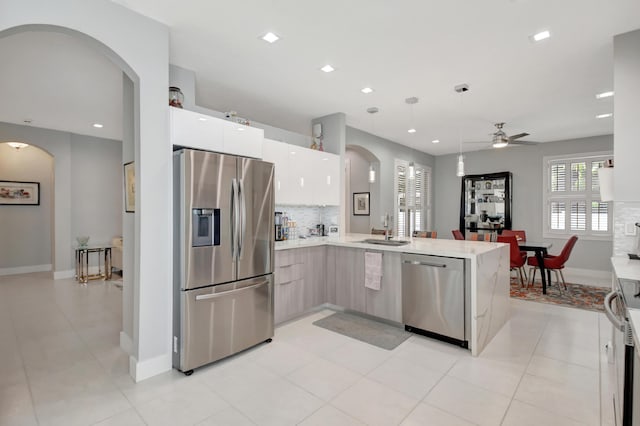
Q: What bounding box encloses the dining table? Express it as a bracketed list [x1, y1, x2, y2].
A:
[518, 241, 553, 294]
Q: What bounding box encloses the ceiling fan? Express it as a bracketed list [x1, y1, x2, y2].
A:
[490, 122, 536, 148]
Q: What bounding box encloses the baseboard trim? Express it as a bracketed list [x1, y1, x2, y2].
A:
[53, 269, 75, 280]
[120, 331, 133, 354]
[562, 267, 612, 288]
[0, 264, 51, 276]
[129, 352, 172, 382]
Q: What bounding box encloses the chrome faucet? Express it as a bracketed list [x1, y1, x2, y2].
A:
[383, 213, 391, 241]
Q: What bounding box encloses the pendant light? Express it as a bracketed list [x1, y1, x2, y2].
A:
[454, 84, 469, 177]
[405, 97, 418, 134]
[366, 107, 379, 183]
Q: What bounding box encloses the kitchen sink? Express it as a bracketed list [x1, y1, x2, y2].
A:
[360, 239, 410, 246]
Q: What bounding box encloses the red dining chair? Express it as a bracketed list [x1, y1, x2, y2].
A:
[413, 231, 437, 238]
[468, 232, 496, 242]
[527, 235, 578, 292]
[452, 230, 464, 240]
[501, 229, 527, 242]
[497, 235, 527, 286]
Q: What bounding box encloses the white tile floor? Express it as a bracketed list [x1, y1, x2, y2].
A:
[0, 272, 616, 425]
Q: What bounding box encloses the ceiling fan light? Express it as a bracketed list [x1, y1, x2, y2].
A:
[7, 142, 29, 150]
[493, 141, 509, 148]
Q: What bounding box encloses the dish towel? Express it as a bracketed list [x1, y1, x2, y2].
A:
[364, 252, 383, 290]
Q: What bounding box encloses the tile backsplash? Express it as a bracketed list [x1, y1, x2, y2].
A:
[614, 201, 640, 256]
[275, 205, 339, 237]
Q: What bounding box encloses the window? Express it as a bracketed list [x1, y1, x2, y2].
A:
[394, 159, 431, 237]
[543, 152, 612, 239]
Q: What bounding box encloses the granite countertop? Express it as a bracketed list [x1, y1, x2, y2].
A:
[276, 233, 505, 260]
[611, 256, 640, 349]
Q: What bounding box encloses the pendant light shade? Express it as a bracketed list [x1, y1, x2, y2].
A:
[456, 154, 465, 177]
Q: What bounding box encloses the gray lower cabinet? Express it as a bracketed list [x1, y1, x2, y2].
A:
[365, 251, 402, 323]
[274, 246, 326, 324]
[277, 245, 402, 324]
[331, 246, 366, 312]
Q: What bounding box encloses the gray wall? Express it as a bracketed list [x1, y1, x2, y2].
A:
[0, 121, 122, 272]
[346, 126, 435, 230]
[346, 149, 373, 233]
[434, 134, 614, 271]
[0, 143, 53, 269]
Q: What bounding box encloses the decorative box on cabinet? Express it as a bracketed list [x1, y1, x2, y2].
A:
[170, 107, 263, 158]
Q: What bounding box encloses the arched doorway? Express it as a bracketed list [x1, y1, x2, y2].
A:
[345, 145, 380, 234]
[1, 1, 172, 382]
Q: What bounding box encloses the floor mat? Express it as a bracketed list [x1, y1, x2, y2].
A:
[312, 312, 411, 350]
[510, 277, 608, 312]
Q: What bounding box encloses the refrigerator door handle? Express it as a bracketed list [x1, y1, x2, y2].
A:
[238, 179, 247, 259]
[195, 280, 269, 300]
[231, 178, 239, 260]
[604, 291, 625, 332]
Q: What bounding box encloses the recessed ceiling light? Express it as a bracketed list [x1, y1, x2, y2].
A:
[530, 30, 551, 42]
[361, 87, 374, 94]
[408, 128, 417, 134]
[432, 139, 440, 144]
[197, 117, 208, 121]
[237, 127, 245, 131]
[93, 123, 103, 128]
[261, 32, 280, 43]
[320, 64, 335, 73]
[596, 113, 613, 119]
[595, 91, 614, 99]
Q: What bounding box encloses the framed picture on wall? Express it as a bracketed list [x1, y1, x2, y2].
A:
[353, 192, 370, 216]
[124, 161, 135, 213]
[0, 180, 40, 205]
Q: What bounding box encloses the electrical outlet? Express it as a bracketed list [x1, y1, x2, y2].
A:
[625, 222, 637, 236]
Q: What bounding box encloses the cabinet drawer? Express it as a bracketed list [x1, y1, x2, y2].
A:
[275, 263, 304, 284]
[275, 249, 305, 267]
[274, 278, 305, 324]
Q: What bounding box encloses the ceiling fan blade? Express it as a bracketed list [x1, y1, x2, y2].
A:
[509, 140, 538, 146]
[508, 132, 530, 140]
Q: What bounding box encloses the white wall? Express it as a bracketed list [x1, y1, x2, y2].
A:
[0, 143, 53, 272]
[613, 29, 640, 256]
[2, 0, 171, 382]
[70, 134, 122, 244]
[0, 123, 123, 273]
[434, 135, 614, 272]
[345, 149, 374, 233]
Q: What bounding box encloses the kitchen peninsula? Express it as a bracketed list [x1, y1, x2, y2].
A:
[275, 234, 510, 356]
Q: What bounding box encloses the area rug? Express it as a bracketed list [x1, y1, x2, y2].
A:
[312, 312, 411, 350]
[510, 277, 608, 313]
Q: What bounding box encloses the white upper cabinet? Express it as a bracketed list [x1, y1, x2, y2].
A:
[263, 138, 340, 206]
[170, 107, 263, 158]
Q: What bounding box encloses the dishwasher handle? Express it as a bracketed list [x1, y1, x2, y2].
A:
[402, 260, 447, 268]
[604, 291, 625, 332]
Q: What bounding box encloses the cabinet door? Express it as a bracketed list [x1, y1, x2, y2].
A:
[262, 139, 292, 205]
[303, 246, 326, 310]
[274, 279, 305, 324]
[365, 251, 402, 323]
[310, 150, 340, 206]
[325, 246, 337, 305]
[333, 247, 365, 312]
[289, 147, 314, 205]
[222, 120, 263, 158]
[170, 107, 223, 152]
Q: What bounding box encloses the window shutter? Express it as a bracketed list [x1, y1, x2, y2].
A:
[570, 162, 586, 192]
[591, 160, 604, 192]
[551, 163, 566, 192]
[396, 163, 406, 237]
[550, 201, 565, 230]
[591, 201, 608, 231]
[570, 201, 586, 230]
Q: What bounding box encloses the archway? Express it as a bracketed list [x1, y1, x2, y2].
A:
[345, 144, 381, 234]
[1, 1, 171, 382]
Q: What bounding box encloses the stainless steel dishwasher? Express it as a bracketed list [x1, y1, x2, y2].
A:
[402, 253, 469, 348]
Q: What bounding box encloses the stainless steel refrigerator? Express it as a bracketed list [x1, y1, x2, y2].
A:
[173, 148, 275, 374]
